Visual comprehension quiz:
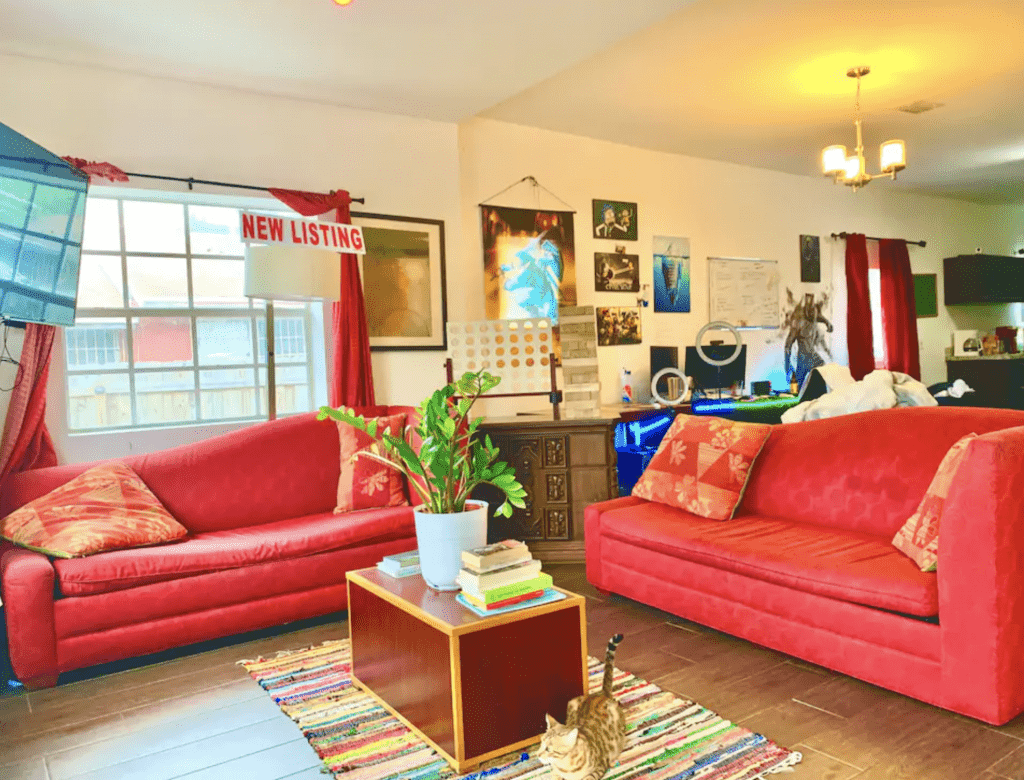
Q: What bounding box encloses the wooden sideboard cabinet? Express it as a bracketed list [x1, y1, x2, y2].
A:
[472, 413, 618, 563]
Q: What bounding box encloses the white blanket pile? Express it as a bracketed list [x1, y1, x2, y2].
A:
[781, 364, 937, 424]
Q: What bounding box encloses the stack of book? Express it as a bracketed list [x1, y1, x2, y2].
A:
[376, 550, 420, 578]
[456, 540, 561, 615]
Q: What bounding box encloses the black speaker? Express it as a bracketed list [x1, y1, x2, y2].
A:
[650, 346, 679, 379]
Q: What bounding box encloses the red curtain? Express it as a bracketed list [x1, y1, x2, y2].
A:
[879, 239, 921, 379]
[845, 233, 875, 380]
[0, 324, 58, 487]
[267, 188, 375, 408]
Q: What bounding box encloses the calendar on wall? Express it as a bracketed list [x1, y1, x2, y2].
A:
[708, 257, 780, 328]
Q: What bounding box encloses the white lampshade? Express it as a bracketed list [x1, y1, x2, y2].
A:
[843, 155, 863, 181]
[244, 245, 341, 301]
[880, 139, 907, 173]
[822, 144, 847, 174]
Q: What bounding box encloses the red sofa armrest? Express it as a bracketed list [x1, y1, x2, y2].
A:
[939, 425, 1024, 724]
[1, 462, 98, 515]
[585, 496, 647, 591]
[1, 546, 58, 687]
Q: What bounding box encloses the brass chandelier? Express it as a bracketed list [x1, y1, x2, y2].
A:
[822, 66, 906, 191]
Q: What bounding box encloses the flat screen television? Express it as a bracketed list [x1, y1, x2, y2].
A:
[0, 122, 88, 326]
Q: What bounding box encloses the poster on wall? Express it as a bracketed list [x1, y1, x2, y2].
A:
[355, 213, 447, 351]
[596, 306, 642, 346]
[594, 247, 640, 292]
[779, 287, 833, 386]
[592, 200, 638, 241]
[800, 234, 821, 283]
[482, 206, 576, 322]
[653, 236, 691, 312]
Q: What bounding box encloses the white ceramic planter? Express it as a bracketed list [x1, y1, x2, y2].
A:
[414, 499, 489, 591]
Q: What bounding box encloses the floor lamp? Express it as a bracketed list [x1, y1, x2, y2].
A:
[243, 245, 340, 419]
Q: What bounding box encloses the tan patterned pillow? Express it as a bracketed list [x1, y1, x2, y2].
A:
[892, 433, 977, 571]
[335, 412, 409, 513]
[0, 464, 187, 558]
[632, 415, 772, 520]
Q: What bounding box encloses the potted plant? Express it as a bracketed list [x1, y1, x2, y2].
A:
[317, 370, 527, 590]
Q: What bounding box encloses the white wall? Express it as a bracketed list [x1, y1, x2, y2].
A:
[457, 118, 1004, 411]
[0, 53, 463, 462]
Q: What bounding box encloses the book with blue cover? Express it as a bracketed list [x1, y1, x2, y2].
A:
[377, 550, 420, 577]
[456, 588, 565, 617]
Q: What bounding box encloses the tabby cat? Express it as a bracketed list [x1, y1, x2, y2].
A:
[536, 634, 626, 780]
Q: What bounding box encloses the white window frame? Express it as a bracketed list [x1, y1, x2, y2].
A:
[65, 190, 326, 434]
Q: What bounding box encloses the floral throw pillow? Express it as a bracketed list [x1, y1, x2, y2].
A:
[335, 412, 409, 514]
[631, 415, 772, 521]
[892, 433, 977, 572]
[0, 464, 188, 558]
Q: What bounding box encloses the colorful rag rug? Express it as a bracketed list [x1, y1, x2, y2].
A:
[239, 639, 801, 779]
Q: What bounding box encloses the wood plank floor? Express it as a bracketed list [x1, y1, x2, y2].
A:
[4, 563, 1024, 779]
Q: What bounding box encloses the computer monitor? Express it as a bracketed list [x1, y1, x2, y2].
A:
[684, 345, 747, 394]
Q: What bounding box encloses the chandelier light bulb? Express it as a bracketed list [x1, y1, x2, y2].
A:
[880, 140, 907, 173]
[843, 156, 862, 181]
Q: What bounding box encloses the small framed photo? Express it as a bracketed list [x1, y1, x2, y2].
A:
[596, 306, 642, 346]
[800, 234, 820, 283]
[594, 249, 639, 292]
[592, 200, 638, 241]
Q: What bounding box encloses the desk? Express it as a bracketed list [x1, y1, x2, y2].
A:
[473, 412, 618, 563]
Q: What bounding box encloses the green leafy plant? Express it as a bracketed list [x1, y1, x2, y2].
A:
[316, 370, 526, 518]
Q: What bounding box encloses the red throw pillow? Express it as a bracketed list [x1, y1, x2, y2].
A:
[335, 412, 409, 513]
[631, 415, 772, 520]
[892, 433, 977, 572]
[0, 464, 187, 558]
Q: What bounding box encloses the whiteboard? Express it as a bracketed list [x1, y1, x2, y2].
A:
[708, 257, 780, 328]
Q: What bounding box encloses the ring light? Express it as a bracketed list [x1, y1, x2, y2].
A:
[694, 321, 743, 367]
[650, 367, 690, 406]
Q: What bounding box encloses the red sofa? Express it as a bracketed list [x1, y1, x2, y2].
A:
[0, 407, 418, 689]
[586, 406, 1024, 725]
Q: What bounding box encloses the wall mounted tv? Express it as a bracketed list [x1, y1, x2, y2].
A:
[0, 122, 88, 326]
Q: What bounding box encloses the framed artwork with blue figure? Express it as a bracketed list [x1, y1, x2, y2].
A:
[481, 206, 577, 322]
[653, 236, 690, 313]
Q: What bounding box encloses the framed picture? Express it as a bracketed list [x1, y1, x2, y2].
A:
[800, 234, 820, 283]
[913, 273, 938, 318]
[653, 236, 690, 312]
[594, 248, 640, 292]
[592, 200, 638, 241]
[353, 212, 447, 351]
[596, 306, 642, 346]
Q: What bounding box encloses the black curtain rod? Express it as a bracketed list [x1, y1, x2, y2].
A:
[122, 172, 365, 203]
[831, 231, 926, 248]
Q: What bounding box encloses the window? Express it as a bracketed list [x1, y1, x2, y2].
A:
[66, 194, 326, 432]
[867, 241, 888, 369]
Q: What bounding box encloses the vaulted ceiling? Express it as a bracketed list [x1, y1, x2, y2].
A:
[3, 0, 1022, 203]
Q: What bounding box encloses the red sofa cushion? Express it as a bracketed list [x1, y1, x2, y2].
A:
[600, 501, 938, 616]
[52, 505, 415, 596]
[741, 406, 1024, 538]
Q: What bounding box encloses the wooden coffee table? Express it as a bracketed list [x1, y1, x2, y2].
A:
[346, 568, 588, 773]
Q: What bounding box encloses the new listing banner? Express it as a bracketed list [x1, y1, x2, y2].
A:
[240, 211, 366, 254]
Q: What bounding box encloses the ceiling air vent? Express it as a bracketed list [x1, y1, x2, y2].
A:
[897, 100, 943, 114]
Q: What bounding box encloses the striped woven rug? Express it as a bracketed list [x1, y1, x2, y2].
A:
[239, 640, 801, 779]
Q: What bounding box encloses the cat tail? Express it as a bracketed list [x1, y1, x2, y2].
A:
[602, 634, 624, 697]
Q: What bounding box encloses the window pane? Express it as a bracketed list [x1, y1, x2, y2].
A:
[192, 258, 248, 307]
[188, 205, 244, 256]
[54, 244, 82, 301]
[259, 365, 311, 415]
[16, 233, 61, 291]
[200, 368, 257, 420]
[135, 371, 196, 425]
[127, 256, 189, 308]
[197, 317, 254, 365]
[256, 313, 308, 364]
[27, 184, 77, 239]
[0, 178, 33, 231]
[82, 198, 121, 251]
[132, 316, 194, 368]
[67, 373, 131, 430]
[65, 322, 127, 369]
[123, 201, 185, 254]
[77, 255, 125, 308]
